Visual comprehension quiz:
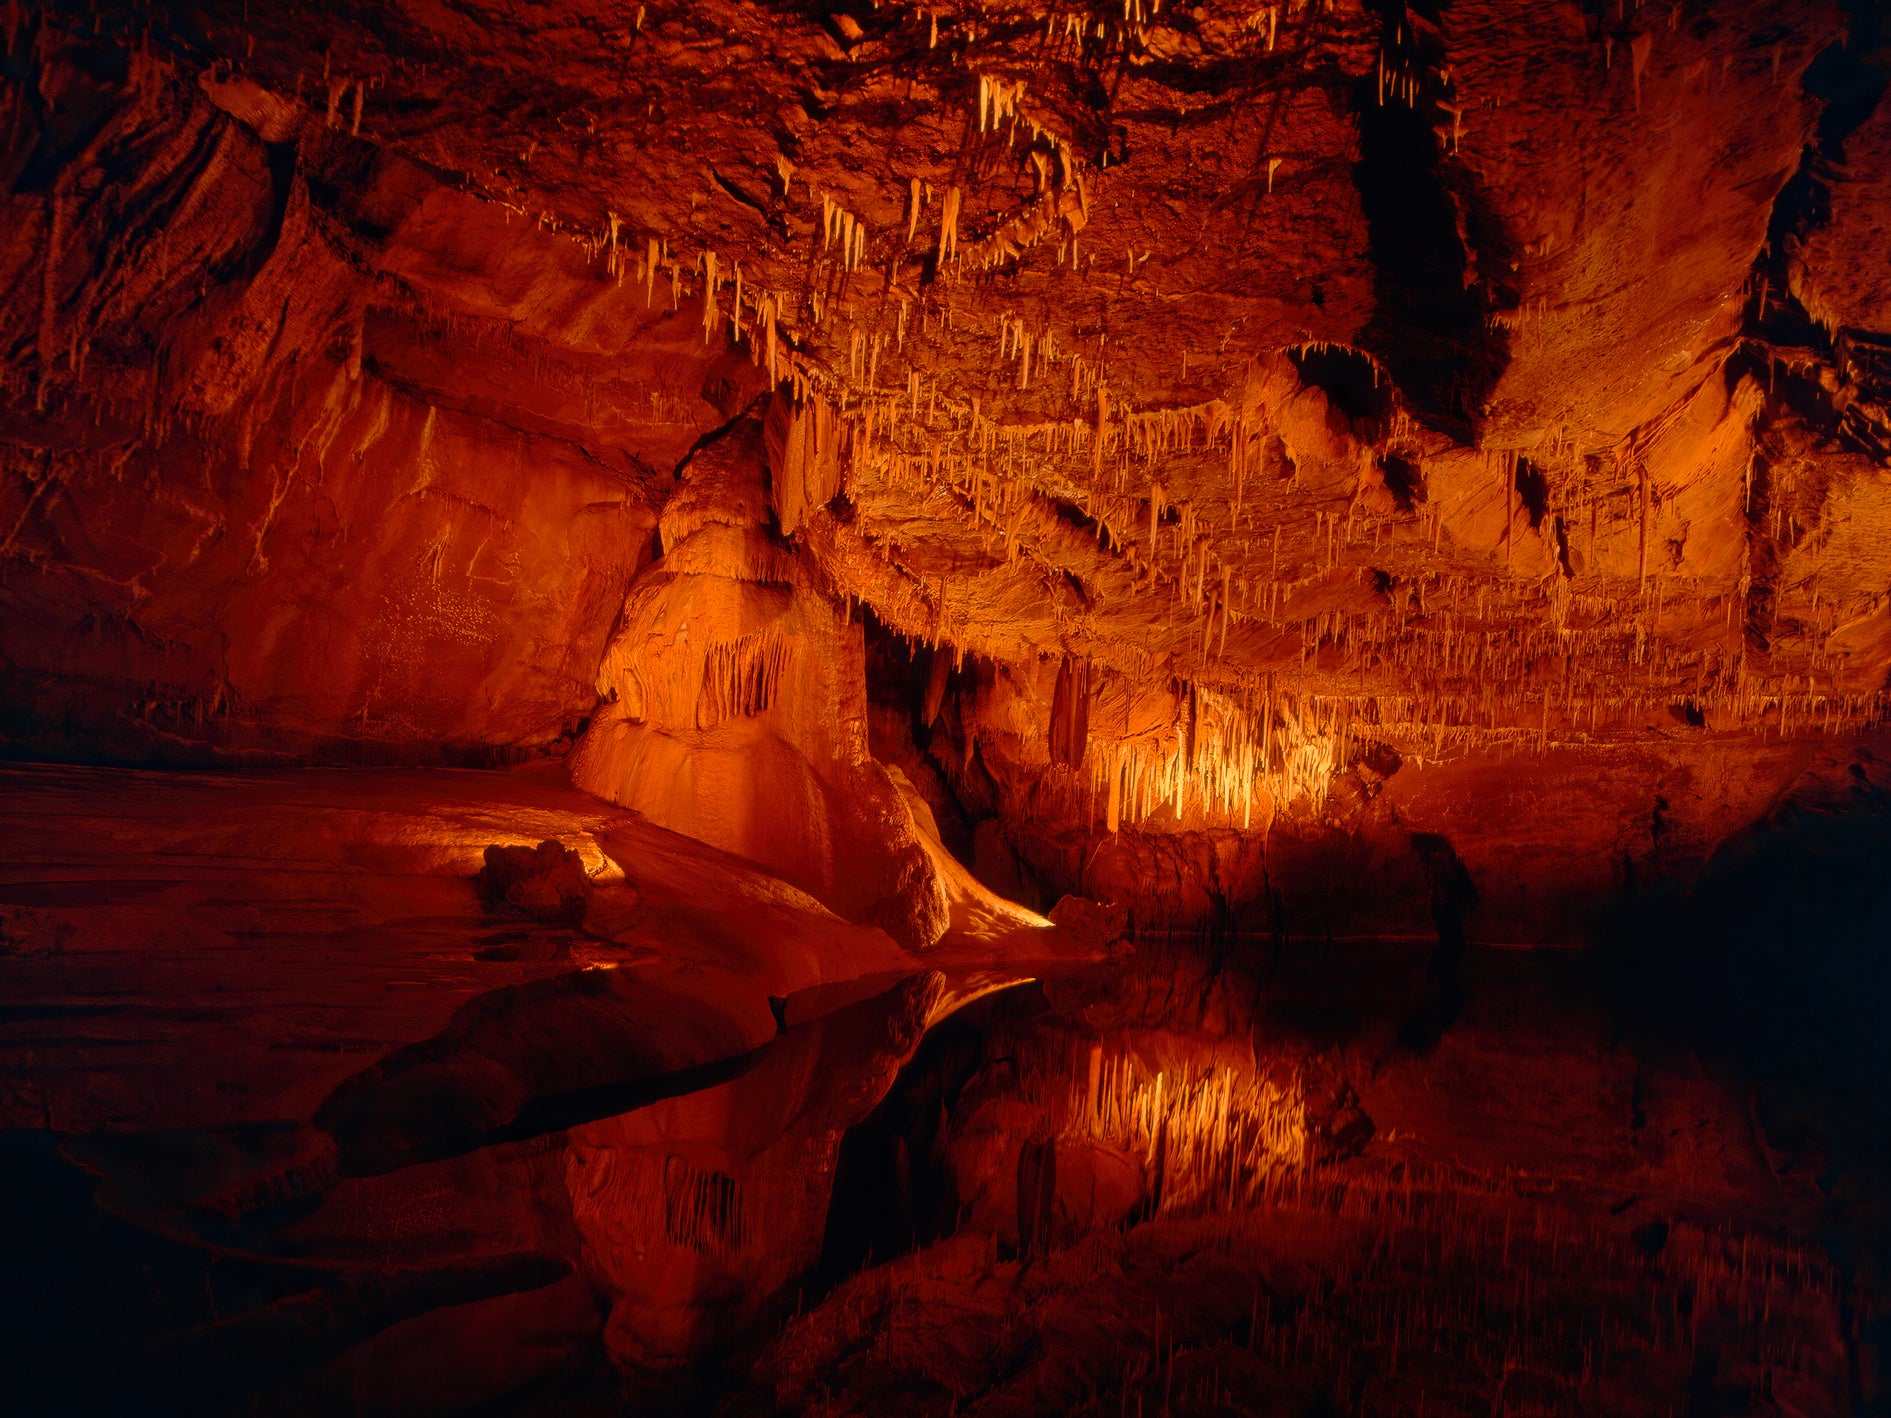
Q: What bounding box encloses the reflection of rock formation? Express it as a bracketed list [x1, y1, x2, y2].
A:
[1395, 832, 1480, 1052]
[565, 972, 944, 1379]
[570, 416, 947, 950]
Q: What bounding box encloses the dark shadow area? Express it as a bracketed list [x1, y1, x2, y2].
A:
[814, 988, 1018, 1288]
[1349, 0, 1513, 436]
[1590, 762, 1891, 1415]
[0, 1130, 570, 1417]
[1394, 832, 1478, 1053]
[1513, 456, 1549, 529]
[1599, 768, 1891, 1094]
[1288, 343, 1395, 442]
[1379, 451, 1426, 512]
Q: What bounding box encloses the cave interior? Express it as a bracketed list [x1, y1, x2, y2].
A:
[4, 0, 1891, 1413]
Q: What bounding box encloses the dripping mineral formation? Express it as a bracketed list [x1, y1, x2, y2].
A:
[2, 1, 1888, 1414]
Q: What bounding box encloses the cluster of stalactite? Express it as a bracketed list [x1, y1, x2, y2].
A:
[899, 582, 1887, 831]
[544, 49, 1117, 413]
[848, 572, 1882, 835]
[697, 629, 793, 730]
[1084, 684, 1341, 830]
[363, 21, 1887, 786]
[599, 622, 794, 732]
[767, 396, 845, 537]
[829, 378, 1884, 728]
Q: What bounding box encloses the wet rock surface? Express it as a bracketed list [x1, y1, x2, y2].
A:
[0, 760, 1885, 1414]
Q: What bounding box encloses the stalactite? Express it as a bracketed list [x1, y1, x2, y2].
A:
[771, 393, 843, 535]
[1049, 654, 1091, 767]
[938, 185, 962, 263]
[701, 250, 720, 340]
[662, 1156, 746, 1256]
[697, 630, 793, 729]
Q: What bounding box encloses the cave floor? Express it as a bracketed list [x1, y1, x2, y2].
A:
[0, 760, 1090, 1412]
[0, 763, 1881, 1416]
[735, 932, 1884, 1418]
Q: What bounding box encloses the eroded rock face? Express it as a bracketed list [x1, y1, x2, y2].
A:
[1, 35, 730, 762]
[3, 3, 1888, 931]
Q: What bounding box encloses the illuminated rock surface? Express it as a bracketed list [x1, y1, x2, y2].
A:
[2, 0, 1888, 1412]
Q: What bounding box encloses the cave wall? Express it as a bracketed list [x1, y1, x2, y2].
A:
[4, 1, 1889, 939]
[2, 38, 759, 761]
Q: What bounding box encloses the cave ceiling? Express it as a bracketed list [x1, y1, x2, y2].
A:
[2, 0, 1888, 781]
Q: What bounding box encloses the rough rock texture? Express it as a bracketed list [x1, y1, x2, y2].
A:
[3, 2, 1888, 931]
[569, 415, 950, 948]
[12, 10, 1891, 1407]
[0, 759, 1120, 1406]
[475, 838, 599, 923]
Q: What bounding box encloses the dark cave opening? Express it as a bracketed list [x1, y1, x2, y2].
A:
[1348, 1, 1512, 435]
[1287, 341, 1395, 441]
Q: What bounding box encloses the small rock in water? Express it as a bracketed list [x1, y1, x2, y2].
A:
[474, 840, 594, 925]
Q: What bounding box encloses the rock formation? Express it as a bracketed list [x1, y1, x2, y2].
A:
[2, 0, 1888, 1412]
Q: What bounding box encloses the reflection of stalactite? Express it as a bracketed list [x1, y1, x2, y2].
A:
[663, 1155, 747, 1257]
[1036, 1042, 1306, 1216]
